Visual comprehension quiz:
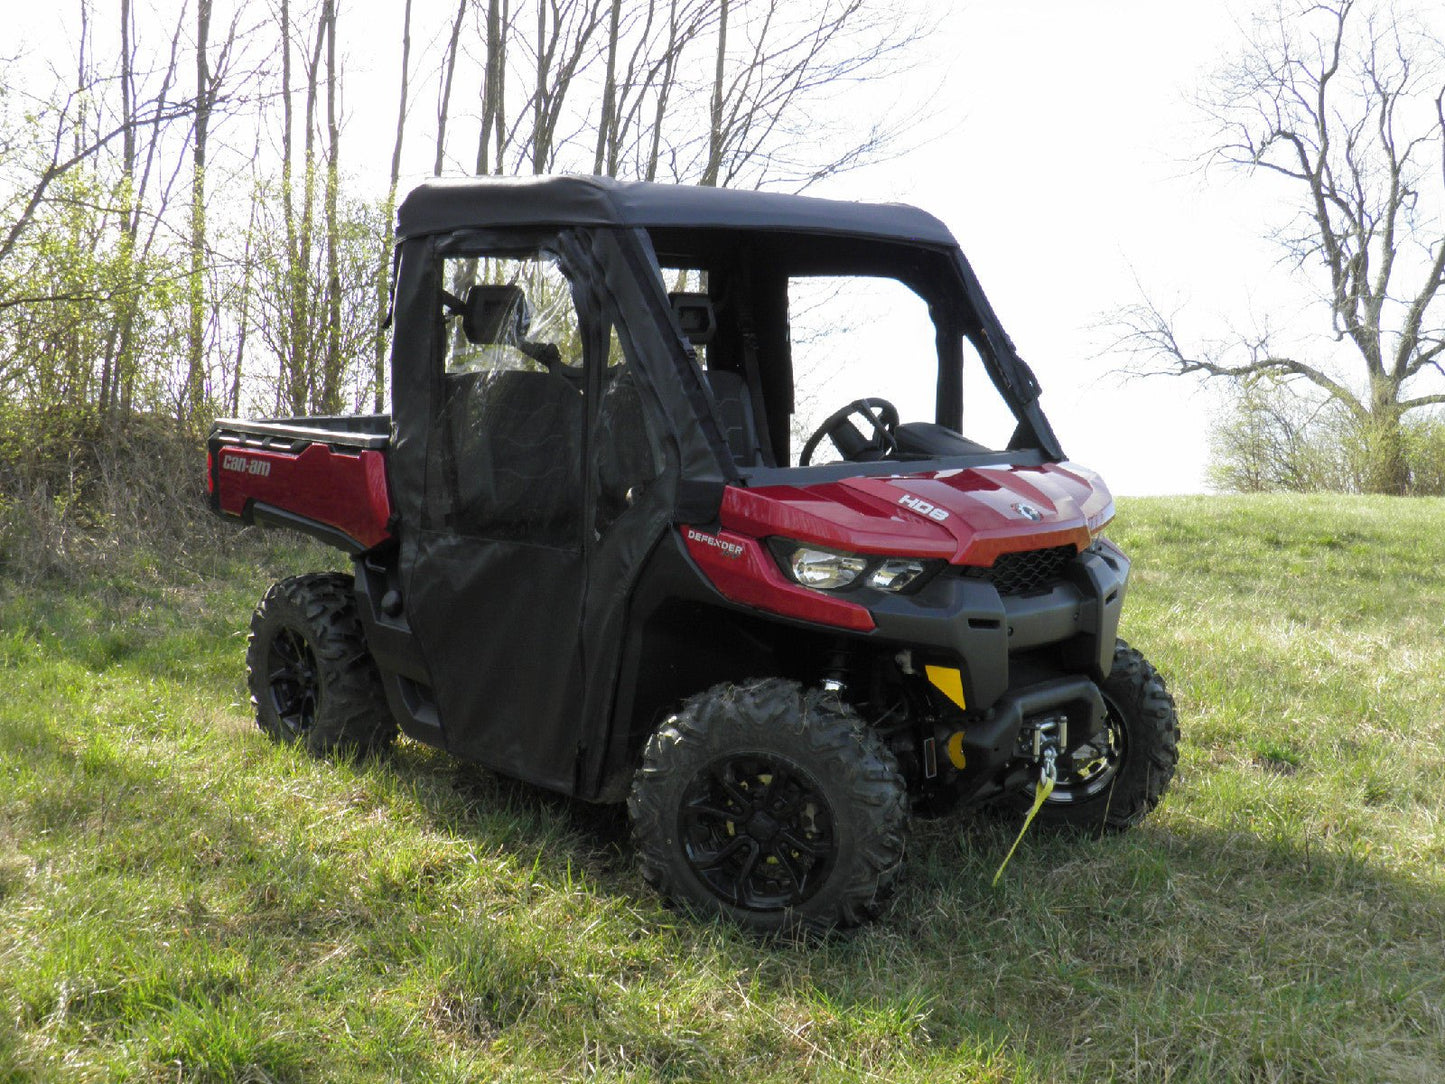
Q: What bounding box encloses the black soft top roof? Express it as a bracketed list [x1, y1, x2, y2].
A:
[396, 174, 958, 247]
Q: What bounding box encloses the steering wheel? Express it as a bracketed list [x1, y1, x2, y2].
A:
[799, 398, 901, 466]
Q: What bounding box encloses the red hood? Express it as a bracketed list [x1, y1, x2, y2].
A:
[719, 461, 1114, 566]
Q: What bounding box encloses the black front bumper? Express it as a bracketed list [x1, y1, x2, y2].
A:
[867, 538, 1130, 713]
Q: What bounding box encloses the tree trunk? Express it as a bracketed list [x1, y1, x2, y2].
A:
[701, 0, 728, 187]
[476, 0, 506, 174]
[321, 0, 342, 413]
[186, 0, 213, 423]
[533, 1, 549, 173]
[1364, 380, 1410, 494]
[99, 0, 137, 416]
[281, 0, 305, 412]
[292, 8, 327, 412]
[434, 0, 467, 175]
[593, 0, 621, 174]
[231, 165, 259, 416]
[376, 0, 412, 414]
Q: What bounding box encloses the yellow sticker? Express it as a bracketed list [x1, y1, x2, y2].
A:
[924, 665, 966, 710]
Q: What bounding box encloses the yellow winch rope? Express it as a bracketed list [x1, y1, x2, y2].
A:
[992, 751, 1057, 887]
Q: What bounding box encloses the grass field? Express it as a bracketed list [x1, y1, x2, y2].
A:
[1, 495, 1443, 1082]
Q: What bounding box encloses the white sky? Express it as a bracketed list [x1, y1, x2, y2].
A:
[848, 0, 1285, 495]
[15, 0, 1374, 495]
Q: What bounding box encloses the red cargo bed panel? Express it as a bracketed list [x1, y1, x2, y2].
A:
[213, 443, 393, 551]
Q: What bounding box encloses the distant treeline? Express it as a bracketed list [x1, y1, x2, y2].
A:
[0, 0, 930, 433]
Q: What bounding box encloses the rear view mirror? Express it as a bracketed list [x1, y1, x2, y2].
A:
[462, 284, 531, 345]
[668, 291, 716, 346]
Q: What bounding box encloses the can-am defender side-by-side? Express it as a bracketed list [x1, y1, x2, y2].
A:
[209, 176, 1179, 933]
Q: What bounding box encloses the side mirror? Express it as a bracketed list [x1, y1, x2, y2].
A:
[462, 284, 531, 345]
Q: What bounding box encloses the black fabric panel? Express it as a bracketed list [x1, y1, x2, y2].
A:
[406, 530, 585, 791]
[949, 248, 1065, 460]
[704, 370, 763, 466]
[592, 367, 657, 534]
[586, 228, 737, 490]
[438, 369, 584, 544]
[673, 480, 725, 523]
[388, 236, 441, 532]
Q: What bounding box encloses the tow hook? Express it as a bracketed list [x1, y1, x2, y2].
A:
[1040, 744, 1059, 790]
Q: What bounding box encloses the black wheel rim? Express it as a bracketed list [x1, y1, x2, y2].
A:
[1045, 696, 1126, 804]
[680, 754, 837, 912]
[266, 628, 320, 737]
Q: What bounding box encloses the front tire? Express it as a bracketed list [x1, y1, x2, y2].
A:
[1022, 639, 1179, 830]
[628, 679, 908, 935]
[246, 572, 397, 757]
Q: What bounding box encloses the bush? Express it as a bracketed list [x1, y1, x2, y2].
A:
[1208, 381, 1445, 495]
[0, 405, 226, 583]
[1206, 378, 1350, 493]
[1404, 415, 1445, 495]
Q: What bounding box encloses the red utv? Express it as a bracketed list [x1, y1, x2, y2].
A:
[209, 176, 1178, 933]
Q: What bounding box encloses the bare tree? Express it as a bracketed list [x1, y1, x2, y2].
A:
[1114, 0, 1445, 494]
[592, 0, 621, 174]
[690, 0, 925, 190]
[474, 0, 510, 174]
[319, 0, 341, 412]
[474, 0, 509, 174]
[373, 0, 413, 413]
[526, 0, 607, 173]
[185, 0, 215, 418]
[434, 0, 468, 175]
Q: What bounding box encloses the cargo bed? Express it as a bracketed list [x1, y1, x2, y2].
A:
[207, 415, 394, 553]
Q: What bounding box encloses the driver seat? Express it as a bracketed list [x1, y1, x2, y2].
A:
[704, 369, 766, 467]
[669, 290, 767, 468]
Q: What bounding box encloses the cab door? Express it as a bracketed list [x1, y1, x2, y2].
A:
[399, 242, 594, 793]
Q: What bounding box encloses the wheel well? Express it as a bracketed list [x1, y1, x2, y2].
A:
[598, 599, 848, 799]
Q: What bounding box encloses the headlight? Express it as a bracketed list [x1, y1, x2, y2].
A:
[769, 540, 941, 593]
[787, 545, 869, 590]
[865, 558, 930, 592]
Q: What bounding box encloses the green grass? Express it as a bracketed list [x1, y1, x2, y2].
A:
[2, 495, 1443, 1082]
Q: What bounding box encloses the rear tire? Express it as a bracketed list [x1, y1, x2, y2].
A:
[246, 572, 397, 757]
[628, 678, 908, 935]
[1017, 639, 1179, 830]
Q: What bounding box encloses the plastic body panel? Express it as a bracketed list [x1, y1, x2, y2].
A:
[208, 421, 394, 553]
[720, 461, 1114, 566]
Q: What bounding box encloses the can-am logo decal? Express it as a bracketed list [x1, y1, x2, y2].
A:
[897, 494, 949, 522]
[221, 453, 271, 478]
[1011, 501, 1044, 521]
[685, 527, 744, 558]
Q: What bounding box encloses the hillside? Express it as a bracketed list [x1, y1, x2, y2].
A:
[1, 495, 1443, 1082]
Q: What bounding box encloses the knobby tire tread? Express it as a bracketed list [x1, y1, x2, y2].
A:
[629, 678, 908, 936]
[246, 572, 397, 757]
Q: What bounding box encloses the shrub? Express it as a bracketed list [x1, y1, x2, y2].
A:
[0, 405, 224, 583]
[1208, 381, 1445, 495]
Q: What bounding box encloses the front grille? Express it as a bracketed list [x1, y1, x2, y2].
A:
[963, 544, 1076, 596]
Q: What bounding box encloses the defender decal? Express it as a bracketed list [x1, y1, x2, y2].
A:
[685, 526, 744, 558]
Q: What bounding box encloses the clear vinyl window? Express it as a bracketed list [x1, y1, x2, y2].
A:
[428, 252, 586, 547]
